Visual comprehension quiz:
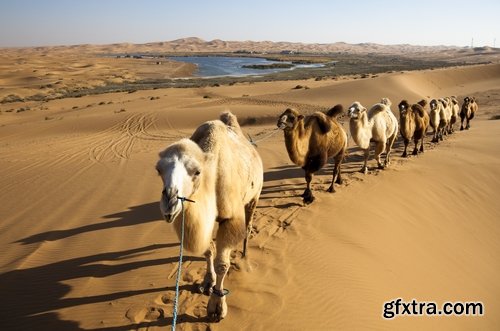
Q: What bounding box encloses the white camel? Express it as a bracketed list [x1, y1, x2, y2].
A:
[156, 111, 263, 321]
[347, 98, 399, 173]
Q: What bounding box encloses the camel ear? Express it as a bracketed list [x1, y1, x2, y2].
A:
[362, 107, 367, 112]
[298, 115, 304, 121]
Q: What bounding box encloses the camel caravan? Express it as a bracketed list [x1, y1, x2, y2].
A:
[155, 96, 476, 322]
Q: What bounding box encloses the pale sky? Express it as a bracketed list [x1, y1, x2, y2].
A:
[0, 0, 498, 47]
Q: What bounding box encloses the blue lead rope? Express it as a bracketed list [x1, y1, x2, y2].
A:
[172, 196, 195, 331]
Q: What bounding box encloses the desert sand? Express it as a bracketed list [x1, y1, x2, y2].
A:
[0, 53, 499, 330]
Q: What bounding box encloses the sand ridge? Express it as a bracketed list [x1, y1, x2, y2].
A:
[0, 62, 499, 330]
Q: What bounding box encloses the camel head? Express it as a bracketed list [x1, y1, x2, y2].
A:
[430, 99, 439, 111]
[398, 100, 411, 117]
[438, 98, 447, 108]
[347, 102, 366, 119]
[277, 108, 304, 130]
[156, 139, 204, 223]
[380, 98, 392, 107]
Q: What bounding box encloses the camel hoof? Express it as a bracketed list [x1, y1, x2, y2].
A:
[326, 185, 335, 193]
[360, 167, 368, 174]
[207, 294, 227, 322]
[335, 177, 343, 185]
[378, 164, 386, 170]
[419, 147, 424, 152]
[402, 152, 407, 158]
[412, 150, 418, 156]
[303, 192, 315, 204]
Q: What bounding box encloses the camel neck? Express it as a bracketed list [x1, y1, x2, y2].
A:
[283, 123, 309, 166]
[349, 113, 372, 148]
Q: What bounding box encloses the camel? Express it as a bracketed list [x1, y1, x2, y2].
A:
[277, 105, 347, 204]
[438, 97, 453, 137]
[156, 111, 263, 321]
[348, 98, 398, 173]
[398, 100, 430, 157]
[460, 96, 478, 130]
[450, 96, 460, 133]
[429, 99, 442, 142]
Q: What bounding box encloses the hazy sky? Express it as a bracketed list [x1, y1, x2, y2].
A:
[1, 0, 499, 47]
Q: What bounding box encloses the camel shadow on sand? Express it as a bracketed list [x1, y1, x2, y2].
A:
[5, 200, 211, 329]
[16, 202, 163, 245]
[0, 242, 206, 330]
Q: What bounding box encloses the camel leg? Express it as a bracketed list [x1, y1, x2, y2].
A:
[360, 148, 369, 174]
[207, 217, 245, 321]
[207, 246, 231, 322]
[334, 153, 344, 185]
[242, 198, 258, 258]
[199, 242, 216, 295]
[412, 137, 419, 155]
[385, 134, 396, 166]
[302, 171, 315, 204]
[327, 155, 343, 193]
[402, 138, 409, 157]
[432, 128, 438, 142]
[375, 141, 385, 169]
[419, 136, 425, 153]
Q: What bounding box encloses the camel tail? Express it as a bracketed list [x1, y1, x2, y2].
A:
[326, 104, 344, 118]
[220, 111, 242, 133]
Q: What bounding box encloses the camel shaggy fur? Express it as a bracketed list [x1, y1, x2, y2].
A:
[348, 98, 398, 173]
[277, 105, 347, 204]
[398, 100, 430, 157]
[460, 96, 478, 130]
[156, 111, 263, 321]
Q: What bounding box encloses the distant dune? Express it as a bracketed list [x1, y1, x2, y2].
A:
[3, 37, 500, 59]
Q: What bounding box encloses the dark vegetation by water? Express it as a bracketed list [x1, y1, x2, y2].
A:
[1, 52, 483, 104]
[242, 63, 295, 69]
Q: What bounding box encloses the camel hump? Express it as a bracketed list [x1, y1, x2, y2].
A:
[311, 112, 332, 134]
[417, 99, 427, 108]
[411, 104, 426, 117]
[369, 103, 387, 115]
[326, 104, 344, 118]
[220, 111, 242, 133]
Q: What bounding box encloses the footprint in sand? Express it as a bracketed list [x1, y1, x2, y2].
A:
[125, 306, 164, 323]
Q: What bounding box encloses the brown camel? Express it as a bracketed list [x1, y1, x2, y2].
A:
[398, 100, 430, 157]
[277, 105, 347, 204]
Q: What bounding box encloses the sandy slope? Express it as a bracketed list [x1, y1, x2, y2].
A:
[0, 64, 499, 330]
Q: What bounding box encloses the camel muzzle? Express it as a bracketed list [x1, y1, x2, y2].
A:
[161, 187, 180, 223]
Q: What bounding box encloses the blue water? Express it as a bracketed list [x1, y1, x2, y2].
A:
[169, 56, 322, 77]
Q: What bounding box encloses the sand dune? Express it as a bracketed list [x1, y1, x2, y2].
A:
[0, 62, 499, 330]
